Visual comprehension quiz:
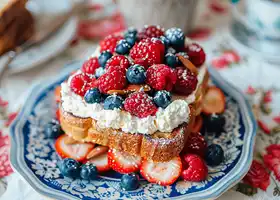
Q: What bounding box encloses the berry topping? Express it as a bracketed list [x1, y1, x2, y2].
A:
[70, 73, 96, 96]
[80, 163, 98, 180]
[140, 157, 182, 186]
[153, 90, 172, 108]
[164, 53, 179, 68]
[45, 119, 63, 139]
[126, 64, 146, 84]
[58, 158, 80, 178]
[185, 43, 206, 67]
[99, 34, 123, 53]
[138, 25, 164, 39]
[165, 28, 185, 49]
[98, 70, 127, 94]
[202, 86, 226, 115]
[181, 154, 208, 182]
[55, 135, 95, 162]
[205, 144, 224, 166]
[116, 39, 131, 55]
[86, 152, 110, 172]
[183, 132, 207, 158]
[124, 92, 158, 118]
[123, 91, 152, 114]
[124, 27, 138, 38]
[104, 95, 124, 110]
[84, 88, 103, 104]
[81, 57, 100, 75]
[160, 36, 170, 48]
[108, 149, 142, 174]
[120, 173, 140, 191]
[95, 67, 106, 78]
[98, 50, 113, 68]
[130, 38, 165, 67]
[204, 113, 225, 135]
[146, 64, 177, 91]
[174, 67, 198, 95]
[105, 55, 131, 72]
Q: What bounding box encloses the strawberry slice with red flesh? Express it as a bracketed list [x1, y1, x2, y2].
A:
[108, 149, 141, 174]
[55, 135, 95, 162]
[202, 86, 226, 115]
[86, 153, 110, 172]
[140, 157, 182, 186]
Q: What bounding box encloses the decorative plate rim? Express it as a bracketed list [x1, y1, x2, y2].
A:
[9, 62, 257, 200]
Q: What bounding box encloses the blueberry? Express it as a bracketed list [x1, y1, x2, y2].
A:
[98, 51, 113, 68]
[45, 119, 63, 139]
[205, 144, 224, 166]
[165, 28, 185, 49]
[116, 39, 131, 55]
[153, 90, 172, 108]
[58, 158, 80, 178]
[104, 95, 123, 110]
[124, 27, 138, 38]
[160, 36, 170, 48]
[120, 173, 139, 191]
[80, 163, 98, 180]
[204, 114, 225, 135]
[84, 88, 103, 104]
[125, 35, 137, 46]
[166, 47, 177, 54]
[126, 64, 146, 84]
[165, 53, 179, 68]
[95, 67, 105, 78]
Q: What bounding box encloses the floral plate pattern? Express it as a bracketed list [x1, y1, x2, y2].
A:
[9, 62, 257, 200]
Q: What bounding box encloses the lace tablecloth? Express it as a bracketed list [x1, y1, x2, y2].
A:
[0, 0, 279, 199]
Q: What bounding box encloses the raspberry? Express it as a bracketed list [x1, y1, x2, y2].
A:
[138, 25, 164, 40]
[99, 34, 123, 53]
[70, 73, 96, 96]
[130, 38, 165, 67]
[81, 57, 100, 75]
[182, 132, 207, 158]
[181, 154, 208, 182]
[185, 43, 206, 67]
[133, 58, 149, 70]
[105, 55, 131, 72]
[146, 64, 177, 91]
[98, 70, 126, 94]
[124, 92, 158, 118]
[174, 67, 198, 95]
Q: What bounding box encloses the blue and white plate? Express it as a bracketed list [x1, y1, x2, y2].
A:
[10, 62, 257, 200]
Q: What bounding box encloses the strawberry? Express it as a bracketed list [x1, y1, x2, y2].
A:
[55, 135, 95, 162]
[86, 153, 110, 172]
[130, 38, 165, 67]
[54, 86, 61, 103]
[140, 157, 182, 186]
[99, 34, 123, 53]
[181, 154, 208, 182]
[202, 86, 226, 115]
[108, 149, 141, 174]
[138, 25, 164, 40]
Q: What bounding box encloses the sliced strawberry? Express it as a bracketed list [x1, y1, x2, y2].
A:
[140, 157, 182, 186]
[54, 86, 61, 103]
[55, 135, 95, 162]
[202, 86, 226, 115]
[86, 153, 110, 172]
[192, 115, 203, 133]
[108, 149, 141, 174]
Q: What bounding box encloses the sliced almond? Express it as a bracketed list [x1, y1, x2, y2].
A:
[64, 136, 79, 145]
[107, 90, 127, 95]
[86, 146, 109, 160]
[178, 55, 198, 75]
[126, 84, 151, 93]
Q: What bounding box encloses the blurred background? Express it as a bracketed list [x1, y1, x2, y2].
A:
[0, 0, 280, 199]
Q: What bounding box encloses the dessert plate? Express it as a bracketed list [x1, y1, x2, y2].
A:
[8, 0, 77, 73]
[10, 61, 257, 200]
